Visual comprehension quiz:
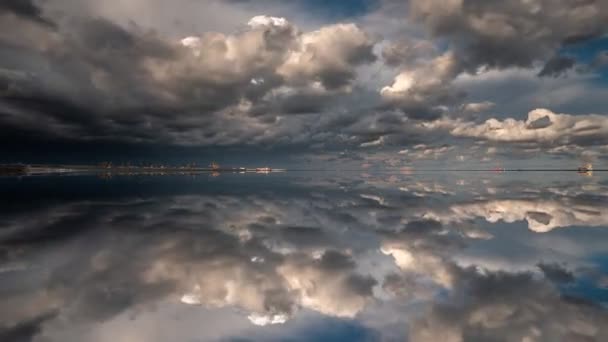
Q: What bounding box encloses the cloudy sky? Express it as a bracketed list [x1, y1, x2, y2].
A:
[2, 171, 608, 341]
[1, 0, 607, 167]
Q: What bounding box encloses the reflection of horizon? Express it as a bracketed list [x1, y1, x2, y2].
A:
[1, 176, 608, 341]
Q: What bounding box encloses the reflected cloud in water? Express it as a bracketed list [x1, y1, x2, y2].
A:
[1, 172, 608, 341]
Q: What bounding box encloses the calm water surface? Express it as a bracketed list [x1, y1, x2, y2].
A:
[1, 171, 608, 341]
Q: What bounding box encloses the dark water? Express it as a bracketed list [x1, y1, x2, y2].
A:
[1, 171, 608, 341]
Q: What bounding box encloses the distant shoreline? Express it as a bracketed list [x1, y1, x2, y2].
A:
[0, 164, 286, 176]
[2, 164, 606, 177]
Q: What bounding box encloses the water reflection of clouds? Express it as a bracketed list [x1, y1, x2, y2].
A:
[1, 174, 607, 341]
[424, 198, 608, 232]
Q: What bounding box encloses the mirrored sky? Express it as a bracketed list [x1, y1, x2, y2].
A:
[1, 171, 608, 341]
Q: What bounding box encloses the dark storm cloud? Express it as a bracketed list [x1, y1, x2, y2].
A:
[0, 14, 186, 144]
[0, 0, 55, 27]
[0, 312, 57, 342]
[381, 39, 437, 68]
[382, 272, 435, 300]
[538, 262, 575, 284]
[371, 0, 608, 127]
[0, 0, 607, 164]
[408, 0, 608, 72]
[249, 89, 336, 115]
[0, 9, 377, 150]
[538, 55, 576, 77]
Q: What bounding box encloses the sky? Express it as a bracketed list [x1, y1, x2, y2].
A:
[2, 171, 608, 341]
[1, 0, 608, 168]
